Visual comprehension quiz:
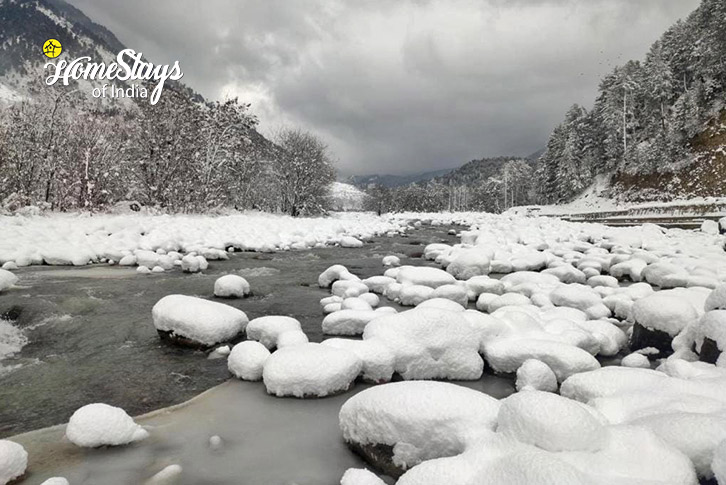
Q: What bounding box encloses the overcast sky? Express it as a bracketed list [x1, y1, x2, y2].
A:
[68, 0, 700, 176]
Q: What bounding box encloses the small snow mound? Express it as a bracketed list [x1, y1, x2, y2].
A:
[66, 403, 148, 447]
[214, 275, 250, 298]
[621, 352, 651, 368]
[340, 468, 386, 485]
[228, 341, 270, 380]
[152, 295, 248, 347]
[0, 440, 27, 484]
[497, 391, 606, 452]
[246, 316, 302, 349]
[341, 236, 364, 248]
[40, 478, 70, 485]
[263, 343, 362, 397]
[145, 464, 182, 484]
[382, 255, 401, 267]
[516, 359, 558, 392]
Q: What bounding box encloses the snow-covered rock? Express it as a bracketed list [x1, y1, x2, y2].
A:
[382, 255, 401, 267]
[152, 295, 248, 347]
[323, 310, 384, 336]
[396, 266, 456, 289]
[214, 275, 250, 298]
[227, 341, 270, 380]
[621, 352, 651, 368]
[40, 478, 70, 485]
[0, 440, 27, 484]
[339, 381, 500, 473]
[497, 391, 606, 452]
[515, 359, 558, 392]
[363, 308, 483, 380]
[263, 343, 362, 397]
[319, 264, 360, 288]
[340, 468, 386, 485]
[322, 338, 396, 382]
[0, 269, 18, 292]
[246, 316, 302, 349]
[341, 236, 364, 248]
[65, 403, 149, 447]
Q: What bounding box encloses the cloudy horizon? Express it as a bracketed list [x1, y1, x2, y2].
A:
[68, 0, 700, 176]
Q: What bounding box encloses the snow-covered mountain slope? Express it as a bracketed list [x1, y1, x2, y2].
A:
[328, 182, 368, 211]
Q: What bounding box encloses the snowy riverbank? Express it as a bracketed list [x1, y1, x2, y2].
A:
[2, 212, 726, 484]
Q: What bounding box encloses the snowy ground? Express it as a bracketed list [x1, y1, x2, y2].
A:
[2, 211, 726, 484]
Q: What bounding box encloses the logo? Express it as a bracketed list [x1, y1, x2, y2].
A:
[43, 39, 62, 58]
[43, 48, 183, 105]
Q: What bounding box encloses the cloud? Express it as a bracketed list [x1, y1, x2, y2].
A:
[67, 0, 700, 175]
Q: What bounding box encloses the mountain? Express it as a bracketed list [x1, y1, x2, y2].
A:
[346, 167, 456, 188]
[536, 0, 726, 204]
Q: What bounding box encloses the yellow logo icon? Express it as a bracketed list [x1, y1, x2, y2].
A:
[43, 39, 62, 58]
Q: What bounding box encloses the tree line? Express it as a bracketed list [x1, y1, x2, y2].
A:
[0, 83, 335, 215]
[537, 0, 726, 203]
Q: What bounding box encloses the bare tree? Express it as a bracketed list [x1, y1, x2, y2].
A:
[273, 128, 336, 216]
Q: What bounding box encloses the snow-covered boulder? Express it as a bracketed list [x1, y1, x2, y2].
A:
[363, 308, 483, 380]
[214, 275, 250, 298]
[181, 254, 207, 273]
[262, 343, 362, 397]
[340, 468, 386, 485]
[39, 478, 69, 485]
[398, 284, 434, 306]
[65, 403, 149, 447]
[497, 391, 606, 452]
[0, 440, 27, 484]
[382, 255, 401, 267]
[621, 352, 651, 368]
[246, 316, 302, 349]
[340, 236, 364, 248]
[396, 266, 456, 289]
[0, 269, 18, 293]
[322, 338, 395, 382]
[323, 310, 384, 336]
[445, 249, 491, 279]
[339, 381, 500, 476]
[631, 291, 699, 352]
[276, 330, 309, 348]
[515, 359, 558, 392]
[362, 276, 396, 294]
[152, 295, 248, 347]
[714, 440, 726, 484]
[483, 338, 600, 382]
[227, 341, 270, 380]
[319, 264, 360, 288]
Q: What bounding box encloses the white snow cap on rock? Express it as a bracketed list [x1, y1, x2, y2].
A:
[263, 343, 362, 397]
[40, 478, 70, 485]
[516, 359, 558, 392]
[340, 381, 500, 471]
[228, 341, 270, 380]
[214, 275, 250, 298]
[382, 255, 401, 267]
[340, 468, 387, 485]
[341, 236, 364, 248]
[396, 266, 456, 288]
[0, 269, 18, 292]
[246, 316, 302, 349]
[0, 440, 27, 484]
[152, 295, 248, 346]
[65, 403, 149, 447]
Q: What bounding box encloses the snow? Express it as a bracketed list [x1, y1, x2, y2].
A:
[214, 275, 250, 298]
[65, 403, 149, 447]
[340, 236, 364, 248]
[0, 269, 18, 292]
[632, 291, 700, 336]
[714, 440, 726, 484]
[151, 295, 248, 346]
[262, 343, 362, 398]
[0, 212, 407, 269]
[319, 264, 360, 288]
[322, 338, 396, 382]
[276, 330, 310, 348]
[621, 352, 651, 368]
[246, 316, 302, 349]
[0, 440, 27, 485]
[445, 248, 491, 279]
[497, 391, 606, 452]
[382, 255, 401, 267]
[483, 338, 600, 381]
[227, 341, 270, 381]
[39, 479, 70, 485]
[146, 464, 183, 484]
[323, 310, 388, 336]
[363, 308, 484, 380]
[515, 359, 558, 392]
[630, 412, 726, 478]
[395, 266, 456, 288]
[362, 276, 395, 294]
[339, 381, 500, 470]
[340, 468, 386, 485]
[705, 284, 726, 311]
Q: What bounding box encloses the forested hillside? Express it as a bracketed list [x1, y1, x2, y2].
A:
[537, 0, 726, 203]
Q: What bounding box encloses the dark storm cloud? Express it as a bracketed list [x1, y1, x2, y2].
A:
[68, 0, 700, 175]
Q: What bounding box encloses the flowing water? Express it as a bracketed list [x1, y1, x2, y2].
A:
[0, 224, 519, 484]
